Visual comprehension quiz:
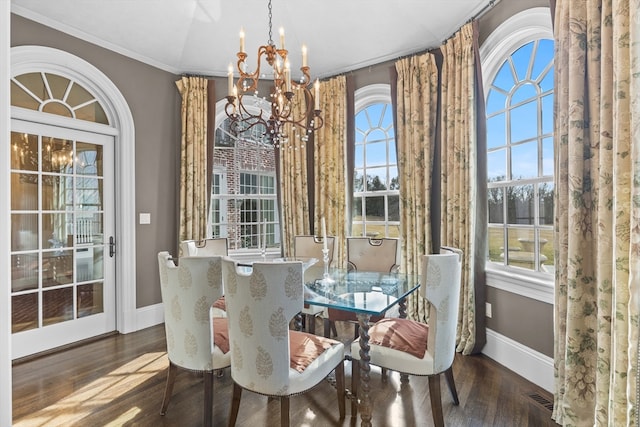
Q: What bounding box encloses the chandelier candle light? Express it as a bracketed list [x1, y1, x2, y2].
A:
[225, 0, 323, 146]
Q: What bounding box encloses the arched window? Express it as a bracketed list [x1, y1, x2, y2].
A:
[481, 8, 554, 287]
[352, 84, 399, 238]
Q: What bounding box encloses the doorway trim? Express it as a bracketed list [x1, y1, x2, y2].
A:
[11, 45, 137, 334]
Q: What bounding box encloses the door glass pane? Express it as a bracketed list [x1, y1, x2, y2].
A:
[11, 132, 38, 171]
[12, 294, 38, 333]
[11, 173, 38, 210]
[43, 287, 74, 326]
[12, 253, 39, 292]
[42, 250, 73, 287]
[42, 137, 74, 173]
[42, 175, 71, 211]
[42, 213, 69, 249]
[78, 283, 104, 317]
[12, 213, 39, 251]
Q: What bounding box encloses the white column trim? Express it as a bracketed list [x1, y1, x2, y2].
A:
[1, 1, 13, 424]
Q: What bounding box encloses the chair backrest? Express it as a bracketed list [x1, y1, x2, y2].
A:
[157, 252, 224, 371]
[346, 237, 399, 273]
[421, 248, 463, 374]
[294, 235, 336, 266]
[221, 258, 304, 395]
[180, 238, 229, 257]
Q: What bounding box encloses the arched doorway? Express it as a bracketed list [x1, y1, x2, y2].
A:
[10, 46, 136, 358]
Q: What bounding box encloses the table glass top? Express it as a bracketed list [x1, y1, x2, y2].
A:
[303, 270, 420, 315]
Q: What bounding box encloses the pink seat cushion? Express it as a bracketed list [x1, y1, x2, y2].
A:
[212, 296, 226, 311]
[212, 317, 230, 354]
[368, 318, 429, 359]
[289, 330, 342, 373]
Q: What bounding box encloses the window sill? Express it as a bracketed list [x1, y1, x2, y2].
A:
[485, 264, 554, 304]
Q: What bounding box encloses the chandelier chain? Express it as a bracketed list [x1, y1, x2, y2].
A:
[267, 0, 273, 46]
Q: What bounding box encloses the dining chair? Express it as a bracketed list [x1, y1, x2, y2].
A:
[180, 237, 229, 257]
[324, 237, 399, 338]
[294, 234, 336, 334]
[221, 258, 346, 427]
[349, 247, 463, 427]
[157, 252, 231, 427]
[180, 238, 229, 316]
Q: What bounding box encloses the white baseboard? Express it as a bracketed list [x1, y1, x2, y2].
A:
[482, 328, 554, 393]
[132, 303, 164, 331]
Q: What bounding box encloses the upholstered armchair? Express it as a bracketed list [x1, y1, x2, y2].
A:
[324, 237, 399, 338]
[221, 258, 346, 427]
[180, 237, 229, 257]
[350, 247, 463, 427]
[157, 252, 231, 427]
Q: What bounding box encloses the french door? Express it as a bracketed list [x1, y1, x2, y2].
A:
[10, 120, 115, 359]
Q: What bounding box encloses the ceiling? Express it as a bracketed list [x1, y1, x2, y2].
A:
[11, 0, 493, 79]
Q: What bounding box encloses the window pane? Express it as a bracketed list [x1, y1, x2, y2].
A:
[506, 228, 535, 271]
[539, 182, 554, 225]
[487, 113, 506, 149]
[354, 170, 364, 192]
[532, 40, 554, 81]
[542, 94, 553, 134]
[487, 227, 504, 263]
[494, 62, 515, 92]
[364, 196, 385, 220]
[542, 137, 554, 176]
[365, 141, 386, 166]
[389, 167, 399, 190]
[352, 196, 363, 220]
[488, 187, 504, 223]
[486, 89, 507, 115]
[355, 144, 364, 167]
[388, 195, 399, 221]
[507, 184, 534, 225]
[509, 100, 538, 142]
[539, 66, 554, 92]
[487, 149, 506, 181]
[365, 167, 387, 191]
[511, 141, 538, 179]
[511, 83, 537, 105]
[512, 42, 534, 81]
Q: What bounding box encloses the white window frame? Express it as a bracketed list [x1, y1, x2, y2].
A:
[480, 7, 554, 304]
[352, 84, 399, 238]
[213, 98, 280, 256]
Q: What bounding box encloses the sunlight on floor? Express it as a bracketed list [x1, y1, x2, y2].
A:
[13, 352, 167, 427]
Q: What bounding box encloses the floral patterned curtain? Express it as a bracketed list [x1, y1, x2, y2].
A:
[440, 22, 480, 355]
[176, 76, 208, 245]
[315, 76, 348, 268]
[279, 90, 311, 257]
[552, 0, 640, 425]
[394, 53, 439, 321]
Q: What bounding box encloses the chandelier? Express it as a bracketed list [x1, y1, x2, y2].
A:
[225, 0, 323, 146]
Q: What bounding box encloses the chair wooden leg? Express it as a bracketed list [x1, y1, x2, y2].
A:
[331, 321, 338, 337]
[351, 359, 359, 417]
[306, 314, 316, 334]
[160, 362, 178, 415]
[444, 366, 459, 405]
[228, 382, 242, 427]
[203, 371, 214, 427]
[280, 396, 290, 427]
[353, 323, 359, 340]
[324, 318, 331, 338]
[428, 374, 444, 427]
[335, 360, 346, 419]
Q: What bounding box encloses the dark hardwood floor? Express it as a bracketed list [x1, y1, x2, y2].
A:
[12, 321, 559, 427]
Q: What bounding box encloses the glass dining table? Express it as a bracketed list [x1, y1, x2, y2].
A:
[231, 256, 420, 426]
[303, 268, 421, 427]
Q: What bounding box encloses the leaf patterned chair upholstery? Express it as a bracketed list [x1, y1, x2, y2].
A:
[157, 252, 231, 427]
[221, 258, 346, 427]
[180, 237, 229, 257]
[294, 235, 336, 334]
[324, 237, 400, 338]
[350, 247, 463, 427]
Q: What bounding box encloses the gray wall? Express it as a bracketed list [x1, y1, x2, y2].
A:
[11, 14, 181, 307]
[10, 0, 555, 358]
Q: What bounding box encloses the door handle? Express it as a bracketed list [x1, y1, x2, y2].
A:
[109, 236, 116, 257]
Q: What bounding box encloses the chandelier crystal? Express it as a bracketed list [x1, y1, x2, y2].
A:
[225, 0, 323, 146]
